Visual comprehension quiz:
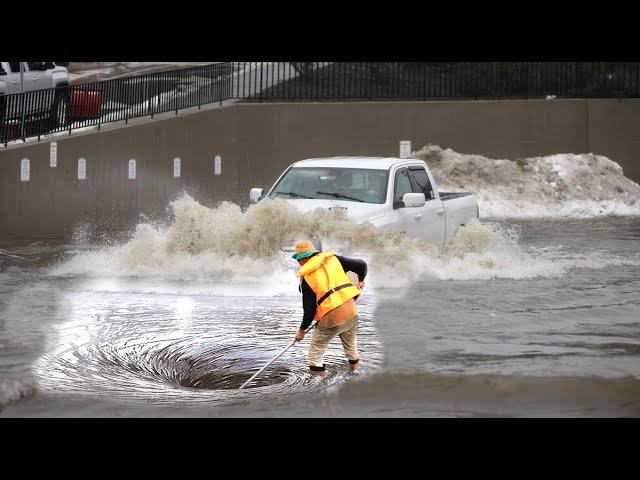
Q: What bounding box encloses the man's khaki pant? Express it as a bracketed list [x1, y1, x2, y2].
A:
[308, 315, 359, 369]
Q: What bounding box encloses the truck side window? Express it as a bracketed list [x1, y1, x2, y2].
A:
[27, 62, 46, 71]
[393, 169, 413, 208]
[409, 167, 435, 200]
[8, 62, 21, 73]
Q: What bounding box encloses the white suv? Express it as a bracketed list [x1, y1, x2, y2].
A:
[1, 62, 70, 131]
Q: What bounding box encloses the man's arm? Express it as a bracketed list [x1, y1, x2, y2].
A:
[336, 255, 368, 282]
[300, 279, 317, 331]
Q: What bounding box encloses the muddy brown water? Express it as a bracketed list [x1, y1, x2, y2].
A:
[1, 216, 639, 417]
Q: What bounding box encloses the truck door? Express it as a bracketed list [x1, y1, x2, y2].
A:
[408, 166, 446, 250]
[23, 63, 49, 115]
[28, 62, 52, 91]
[5, 62, 23, 95]
[388, 167, 417, 237]
[27, 62, 55, 114]
[3, 63, 36, 119]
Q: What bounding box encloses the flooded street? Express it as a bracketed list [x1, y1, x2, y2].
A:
[1, 215, 639, 417]
[353, 217, 640, 417]
[2, 146, 640, 417]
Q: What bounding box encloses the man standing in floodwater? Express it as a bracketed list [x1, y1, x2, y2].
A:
[292, 240, 367, 376]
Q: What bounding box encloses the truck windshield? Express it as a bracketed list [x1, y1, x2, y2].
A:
[269, 167, 389, 204]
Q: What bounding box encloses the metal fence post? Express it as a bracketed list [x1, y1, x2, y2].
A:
[198, 66, 203, 110]
[20, 93, 27, 142]
[19, 64, 26, 142]
[175, 71, 179, 116]
[316, 62, 319, 101]
[124, 80, 129, 123]
[423, 64, 427, 101]
[259, 62, 263, 102]
[220, 64, 224, 106]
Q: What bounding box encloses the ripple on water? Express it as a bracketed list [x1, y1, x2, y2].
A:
[31, 291, 382, 405]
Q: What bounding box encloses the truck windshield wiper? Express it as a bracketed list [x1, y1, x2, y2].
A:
[315, 191, 365, 203]
[273, 191, 313, 199]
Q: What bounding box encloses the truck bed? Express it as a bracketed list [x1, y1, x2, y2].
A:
[439, 191, 474, 201]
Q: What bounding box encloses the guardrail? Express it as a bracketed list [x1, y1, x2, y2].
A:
[2, 62, 639, 145]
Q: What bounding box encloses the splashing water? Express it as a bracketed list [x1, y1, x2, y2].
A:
[413, 144, 640, 219]
[50, 195, 430, 288]
[49, 195, 640, 289]
[0, 377, 37, 411]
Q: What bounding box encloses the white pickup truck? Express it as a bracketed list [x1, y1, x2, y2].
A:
[250, 157, 479, 250]
[0, 62, 70, 130]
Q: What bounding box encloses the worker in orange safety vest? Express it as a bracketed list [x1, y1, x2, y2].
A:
[291, 240, 367, 376]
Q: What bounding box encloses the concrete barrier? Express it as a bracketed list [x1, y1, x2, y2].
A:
[2, 99, 639, 238]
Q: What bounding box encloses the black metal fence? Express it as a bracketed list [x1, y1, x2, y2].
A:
[2, 62, 639, 145]
[0, 63, 234, 145]
[244, 62, 640, 102]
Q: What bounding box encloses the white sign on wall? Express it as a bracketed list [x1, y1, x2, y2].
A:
[78, 158, 87, 180]
[214, 155, 222, 176]
[400, 140, 412, 159]
[173, 157, 181, 178]
[128, 159, 137, 180]
[49, 142, 57, 168]
[20, 158, 30, 182]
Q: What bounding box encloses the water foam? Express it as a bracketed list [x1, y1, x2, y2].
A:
[50, 195, 433, 290]
[413, 145, 640, 219]
[0, 376, 37, 410]
[49, 195, 639, 288]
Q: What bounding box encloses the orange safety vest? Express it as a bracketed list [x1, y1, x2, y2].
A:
[297, 252, 361, 321]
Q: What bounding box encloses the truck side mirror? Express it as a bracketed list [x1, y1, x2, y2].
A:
[402, 192, 426, 208]
[250, 188, 264, 203]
